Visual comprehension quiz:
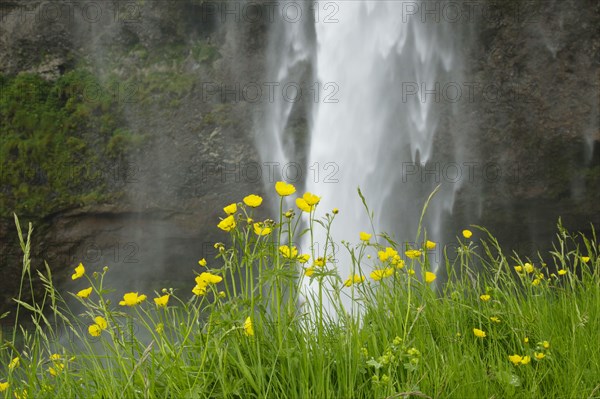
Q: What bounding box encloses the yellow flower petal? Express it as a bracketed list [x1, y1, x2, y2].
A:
[473, 328, 486, 338]
[154, 294, 170, 308]
[253, 222, 272, 236]
[462, 229, 473, 239]
[71, 263, 85, 280]
[76, 287, 93, 299]
[8, 357, 19, 370]
[425, 271, 436, 284]
[243, 194, 263, 207]
[217, 215, 236, 232]
[405, 249, 422, 259]
[88, 324, 102, 337]
[223, 203, 237, 215]
[302, 192, 321, 205]
[275, 181, 296, 196]
[119, 292, 147, 307]
[94, 316, 108, 330]
[296, 197, 312, 213]
[244, 316, 254, 336]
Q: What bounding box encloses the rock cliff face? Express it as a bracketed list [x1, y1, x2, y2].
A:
[0, 0, 598, 311]
[0, 0, 273, 311]
[445, 0, 599, 256]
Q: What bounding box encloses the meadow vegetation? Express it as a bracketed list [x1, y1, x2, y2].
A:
[0, 184, 598, 398]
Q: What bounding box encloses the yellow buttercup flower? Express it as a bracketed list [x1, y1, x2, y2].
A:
[480, 294, 491, 302]
[8, 357, 19, 370]
[196, 272, 223, 285]
[534, 352, 545, 360]
[405, 249, 422, 259]
[558, 269, 567, 275]
[524, 263, 534, 273]
[302, 192, 320, 205]
[490, 316, 501, 323]
[425, 240, 436, 250]
[508, 354, 522, 365]
[279, 245, 298, 259]
[243, 194, 263, 207]
[408, 269, 416, 276]
[370, 268, 394, 281]
[296, 198, 313, 213]
[581, 256, 590, 263]
[154, 294, 170, 308]
[94, 316, 108, 330]
[275, 181, 296, 196]
[193, 272, 223, 296]
[71, 263, 85, 280]
[253, 222, 272, 236]
[244, 317, 254, 336]
[223, 203, 237, 215]
[0, 382, 8, 392]
[378, 247, 398, 262]
[88, 324, 102, 337]
[298, 254, 310, 264]
[76, 287, 93, 299]
[192, 284, 206, 296]
[304, 267, 315, 277]
[49, 363, 65, 376]
[344, 274, 365, 287]
[532, 278, 541, 286]
[425, 272, 436, 284]
[314, 257, 325, 267]
[473, 328, 486, 338]
[119, 292, 147, 307]
[542, 341, 550, 349]
[524, 337, 529, 343]
[332, 208, 339, 214]
[217, 215, 236, 232]
[520, 356, 531, 365]
[514, 265, 523, 273]
[198, 258, 207, 267]
[462, 229, 472, 239]
[359, 232, 371, 242]
[391, 255, 405, 269]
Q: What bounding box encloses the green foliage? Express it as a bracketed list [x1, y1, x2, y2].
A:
[2, 191, 599, 398]
[0, 71, 135, 217]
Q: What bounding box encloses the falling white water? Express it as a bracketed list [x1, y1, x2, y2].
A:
[254, 0, 315, 194]
[257, 1, 466, 313]
[302, 1, 463, 311]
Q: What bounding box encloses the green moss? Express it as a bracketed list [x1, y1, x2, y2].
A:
[192, 42, 220, 64]
[0, 70, 135, 217]
[107, 128, 148, 156]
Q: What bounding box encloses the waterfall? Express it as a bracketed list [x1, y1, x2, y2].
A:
[258, 1, 468, 312]
[306, 1, 463, 300]
[254, 0, 315, 194]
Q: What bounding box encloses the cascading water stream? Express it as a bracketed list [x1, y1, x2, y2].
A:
[303, 1, 463, 310]
[257, 1, 468, 313]
[254, 0, 315, 195]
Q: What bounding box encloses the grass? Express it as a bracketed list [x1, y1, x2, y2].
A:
[1, 185, 599, 398]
